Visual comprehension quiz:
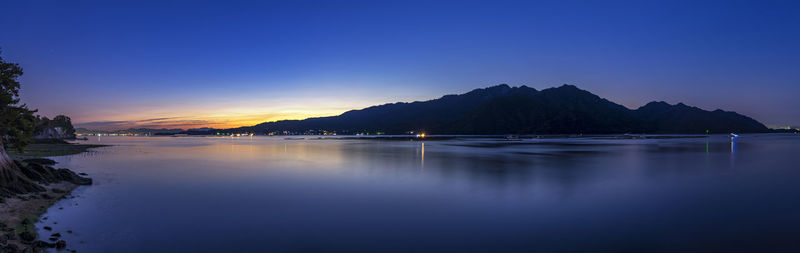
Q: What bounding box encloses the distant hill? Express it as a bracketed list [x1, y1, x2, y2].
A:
[632, 101, 768, 134]
[204, 84, 770, 135]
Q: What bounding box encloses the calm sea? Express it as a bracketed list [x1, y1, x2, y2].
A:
[37, 134, 800, 252]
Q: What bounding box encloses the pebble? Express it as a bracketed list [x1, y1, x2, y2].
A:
[56, 240, 67, 249]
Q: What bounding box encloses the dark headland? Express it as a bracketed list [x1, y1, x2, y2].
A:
[183, 84, 769, 136]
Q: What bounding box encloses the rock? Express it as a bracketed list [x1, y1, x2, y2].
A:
[19, 231, 36, 242]
[0, 233, 7, 246]
[40, 193, 52, 199]
[48, 237, 57, 241]
[55, 168, 92, 185]
[51, 188, 66, 193]
[16, 161, 59, 184]
[42, 217, 48, 220]
[51, 233, 61, 237]
[32, 126, 75, 140]
[43, 226, 52, 231]
[78, 173, 88, 176]
[55, 240, 66, 249]
[66, 230, 72, 234]
[15, 161, 92, 185]
[32, 240, 55, 248]
[2, 243, 19, 253]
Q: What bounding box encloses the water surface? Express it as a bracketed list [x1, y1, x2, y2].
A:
[37, 134, 800, 252]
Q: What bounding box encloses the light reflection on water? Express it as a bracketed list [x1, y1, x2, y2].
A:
[37, 134, 800, 252]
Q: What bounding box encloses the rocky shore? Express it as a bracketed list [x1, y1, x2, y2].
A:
[1, 151, 96, 252]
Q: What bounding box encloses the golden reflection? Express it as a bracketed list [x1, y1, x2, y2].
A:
[421, 142, 425, 169]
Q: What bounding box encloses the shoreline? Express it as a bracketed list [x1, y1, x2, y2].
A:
[6, 143, 108, 159]
[1, 182, 78, 251]
[1, 143, 104, 252]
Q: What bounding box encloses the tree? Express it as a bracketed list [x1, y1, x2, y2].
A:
[34, 114, 76, 139]
[0, 49, 37, 152]
[0, 49, 44, 197]
[52, 115, 76, 136]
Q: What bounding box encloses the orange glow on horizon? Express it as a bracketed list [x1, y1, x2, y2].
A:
[68, 91, 434, 131]
[73, 108, 357, 131]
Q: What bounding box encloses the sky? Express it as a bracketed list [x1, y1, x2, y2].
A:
[1, 0, 798, 130]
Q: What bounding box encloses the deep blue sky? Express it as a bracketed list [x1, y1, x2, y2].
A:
[1, 0, 798, 129]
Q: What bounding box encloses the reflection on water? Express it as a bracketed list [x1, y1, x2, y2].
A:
[37, 134, 800, 252]
[421, 142, 424, 169]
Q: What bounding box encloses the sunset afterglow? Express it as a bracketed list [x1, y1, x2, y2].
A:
[2, 1, 800, 252]
[3, 1, 798, 131]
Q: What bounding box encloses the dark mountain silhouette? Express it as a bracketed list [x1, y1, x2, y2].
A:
[213, 84, 768, 135]
[632, 101, 768, 134]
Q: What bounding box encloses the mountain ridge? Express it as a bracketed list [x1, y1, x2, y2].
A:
[194, 84, 768, 135]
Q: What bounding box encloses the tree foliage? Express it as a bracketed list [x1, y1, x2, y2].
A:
[35, 114, 76, 137]
[0, 49, 37, 152]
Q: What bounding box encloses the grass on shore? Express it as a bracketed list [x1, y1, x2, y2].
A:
[14, 213, 39, 235]
[7, 143, 108, 159]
